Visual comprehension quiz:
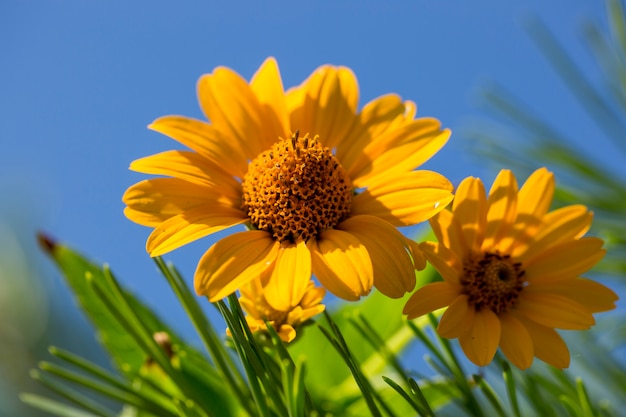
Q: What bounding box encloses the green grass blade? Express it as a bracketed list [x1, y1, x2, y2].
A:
[29, 370, 118, 417]
[501, 361, 522, 417]
[20, 393, 103, 417]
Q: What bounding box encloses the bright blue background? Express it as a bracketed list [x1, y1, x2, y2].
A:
[1, 2, 617, 408]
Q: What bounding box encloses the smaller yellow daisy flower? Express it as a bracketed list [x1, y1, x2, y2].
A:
[403, 168, 618, 370]
[233, 278, 325, 343]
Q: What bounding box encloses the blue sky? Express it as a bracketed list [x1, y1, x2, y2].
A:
[1, 0, 612, 354]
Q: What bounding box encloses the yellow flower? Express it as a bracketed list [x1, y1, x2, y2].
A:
[403, 168, 618, 370]
[123, 57, 453, 309]
[232, 278, 325, 343]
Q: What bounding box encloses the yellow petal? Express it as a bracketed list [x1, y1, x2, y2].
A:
[277, 324, 297, 343]
[482, 169, 518, 252]
[351, 170, 454, 227]
[123, 178, 235, 227]
[403, 282, 460, 319]
[195, 231, 280, 300]
[123, 208, 166, 228]
[292, 66, 358, 150]
[419, 242, 462, 285]
[250, 57, 290, 139]
[238, 279, 264, 319]
[197, 67, 272, 160]
[351, 187, 454, 226]
[148, 116, 248, 178]
[501, 168, 555, 253]
[515, 205, 593, 261]
[351, 122, 450, 185]
[458, 308, 501, 367]
[353, 118, 443, 175]
[300, 283, 326, 308]
[339, 215, 416, 298]
[263, 240, 312, 311]
[363, 169, 454, 196]
[147, 206, 247, 256]
[514, 292, 595, 330]
[452, 176, 487, 254]
[308, 229, 373, 301]
[129, 150, 241, 200]
[498, 313, 533, 370]
[516, 315, 570, 369]
[524, 278, 617, 313]
[403, 100, 417, 119]
[428, 209, 468, 261]
[437, 294, 476, 338]
[242, 316, 263, 333]
[524, 237, 606, 283]
[517, 167, 554, 220]
[316, 67, 359, 149]
[336, 94, 407, 173]
[297, 304, 326, 324]
[405, 238, 427, 271]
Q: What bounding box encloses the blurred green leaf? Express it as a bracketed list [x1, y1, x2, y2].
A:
[39, 234, 161, 376]
[38, 235, 241, 417]
[288, 265, 439, 394]
[20, 394, 102, 417]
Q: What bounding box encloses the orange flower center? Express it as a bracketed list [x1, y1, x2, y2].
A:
[461, 252, 526, 314]
[241, 132, 352, 243]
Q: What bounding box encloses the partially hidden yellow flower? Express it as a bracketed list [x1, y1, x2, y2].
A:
[403, 168, 618, 370]
[123, 57, 453, 309]
[231, 278, 325, 343]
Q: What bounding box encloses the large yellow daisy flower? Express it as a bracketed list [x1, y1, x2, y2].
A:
[123, 57, 453, 310]
[403, 168, 618, 369]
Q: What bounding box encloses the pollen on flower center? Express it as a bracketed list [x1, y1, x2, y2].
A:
[241, 132, 352, 243]
[461, 252, 526, 314]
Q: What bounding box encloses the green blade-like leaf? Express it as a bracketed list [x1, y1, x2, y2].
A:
[20, 394, 102, 417]
[288, 264, 439, 393]
[38, 234, 241, 417]
[38, 233, 146, 375]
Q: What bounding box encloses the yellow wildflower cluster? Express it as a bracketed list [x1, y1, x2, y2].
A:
[124, 58, 616, 368]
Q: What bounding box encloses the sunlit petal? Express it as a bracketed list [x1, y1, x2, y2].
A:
[263, 240, 312, 311]
[437, 294, 475, 339]
[339, 215, 416, 297]
[197, 67, 272, 158]
[352, 123, 450, 186]
[524, 237, 605, 282]
[337, 94, 407, 173]
[149, 116, 248, 178]
[403, 282, 461, 319]
[123, 178, 232, 227]
[452, 176, 487, 253]
[195, 231, 279, 300]
[419, 242, 462, 285]
[129, 150, 241, 200]
[147, 205, 247, 256]
[250, 57, 290, 138]
[499, 313, 533, 370]
[482, 169, 518, 252]
[515, 205, 593, 261]
[308, 229, 373, 301]
[515, 292, 595, 330]
[525, 278, 618, 313]
[458, 309, 500, 367]
[516, 315, 570, 369]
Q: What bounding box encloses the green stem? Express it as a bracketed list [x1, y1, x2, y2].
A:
[501, 361, 522, 417]
[153, 258, 253, 415]
[39, 362, 177, 417]
[216, 300, 271, 417]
